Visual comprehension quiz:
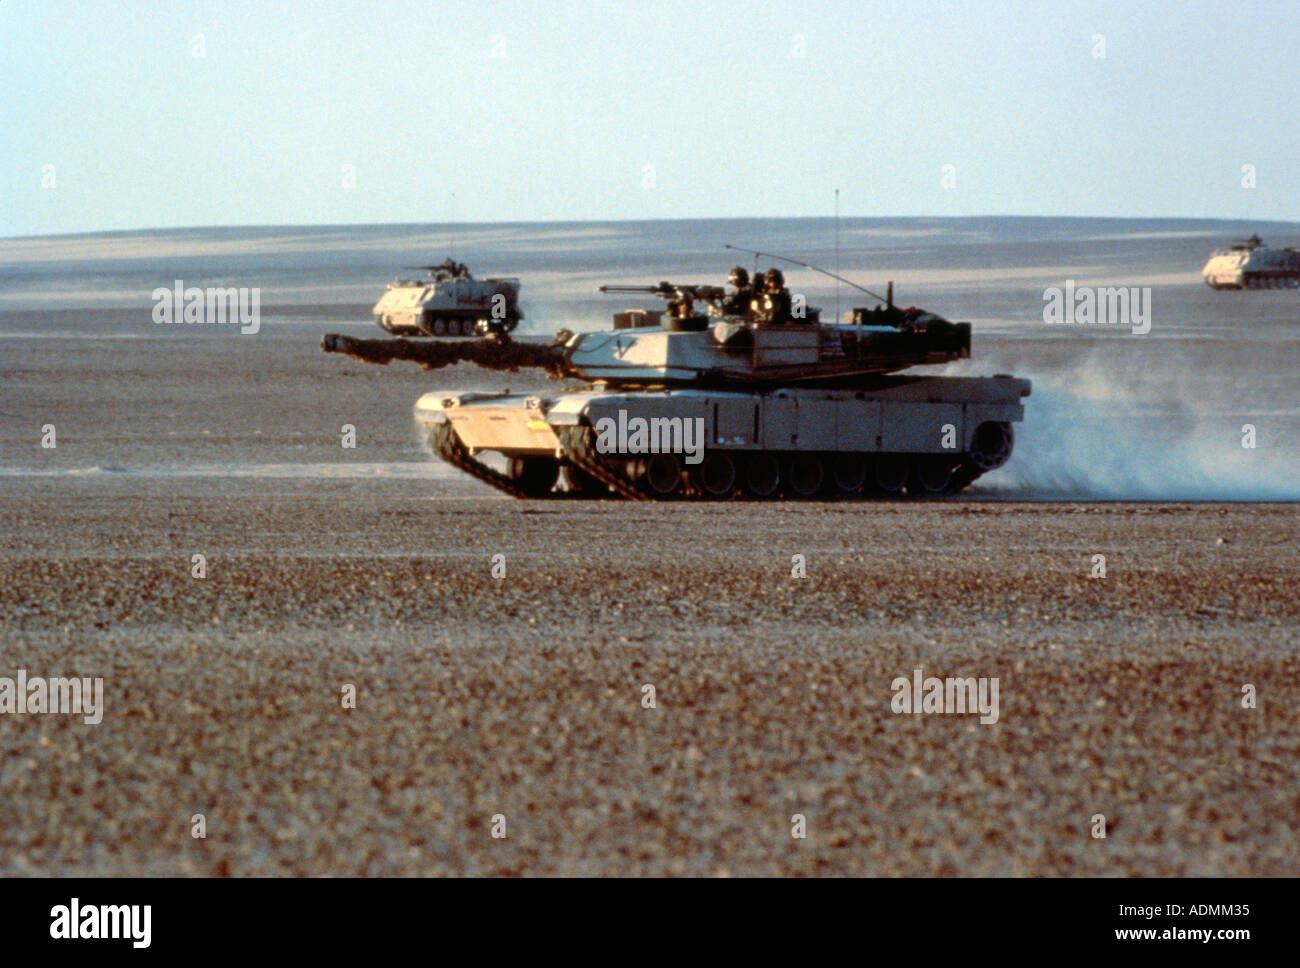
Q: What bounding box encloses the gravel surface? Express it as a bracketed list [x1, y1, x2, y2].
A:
[1, 480, 1295, 876]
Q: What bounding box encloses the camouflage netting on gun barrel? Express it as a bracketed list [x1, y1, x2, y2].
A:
[320, 333, 575, 379]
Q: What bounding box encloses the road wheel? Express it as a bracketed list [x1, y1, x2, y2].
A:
[830, 453, 867, 496]
[909, 456, 954, 497]
[870, 455, 908, 495]
[741, 453, 780, 498]
[694, 452, 736, 499]
[786, 453, 824, 498]
[642, 453, 682, 497]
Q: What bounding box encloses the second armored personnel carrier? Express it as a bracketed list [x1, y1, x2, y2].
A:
[1202, 235, 1300, 289]
[372, 259, 522, 336]
[324, 272, 1031, 500]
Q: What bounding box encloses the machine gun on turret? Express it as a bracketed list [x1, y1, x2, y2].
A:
[599, 282, 726, 303]
[599, 282, 728, 331]
[407, 259, 472, 280]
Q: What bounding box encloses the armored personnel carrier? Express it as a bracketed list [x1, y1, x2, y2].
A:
[372, 259, 522, 336]
[1202, 235, 1300, 289]
[324, 262, 1031, 500]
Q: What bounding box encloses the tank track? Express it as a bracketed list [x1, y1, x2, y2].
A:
[415, 315, 521, 338]
[435, 422, 996, 501]
[1243, 273, 1300, 290]
[947, 460, 984, 493]
[555, 426, 651, 501]
[556, 425, 995, 501]
[430, 423, 547, 500]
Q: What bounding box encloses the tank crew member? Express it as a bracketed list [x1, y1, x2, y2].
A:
[720, 266, 753, 316]
[754, 268, 793, 325]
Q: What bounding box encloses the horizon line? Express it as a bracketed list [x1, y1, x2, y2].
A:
[5, 212, 1299, 244]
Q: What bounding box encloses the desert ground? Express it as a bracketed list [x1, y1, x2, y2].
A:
[1, 484, 1296, 876]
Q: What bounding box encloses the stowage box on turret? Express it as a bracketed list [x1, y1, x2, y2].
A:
[324, 271, 1031, 500]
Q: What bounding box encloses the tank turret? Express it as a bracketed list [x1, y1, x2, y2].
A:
[328, 279, 971, 387]
[1202, 236, 1300, 289]
[324, 268, 1030, 501]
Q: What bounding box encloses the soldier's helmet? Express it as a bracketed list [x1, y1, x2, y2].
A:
[729, 266, 749, 286]
[764, 268, 785, 289]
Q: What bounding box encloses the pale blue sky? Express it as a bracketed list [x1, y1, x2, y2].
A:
[3, 0, 1297, 237]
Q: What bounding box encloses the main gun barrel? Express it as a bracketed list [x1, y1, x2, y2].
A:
[321, 333, 575, 378]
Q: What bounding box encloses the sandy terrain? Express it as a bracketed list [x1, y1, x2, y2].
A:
[1, 475, 1295, 876]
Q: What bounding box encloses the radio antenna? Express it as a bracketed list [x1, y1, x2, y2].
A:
[724, 243, 887, 304]
[834, 189, 841, 325]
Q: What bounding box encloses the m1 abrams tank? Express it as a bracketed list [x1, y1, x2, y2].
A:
[372, 258, 522, 336]
[1202, 235, 1300, 290]
[323, 267, 1030, 500]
